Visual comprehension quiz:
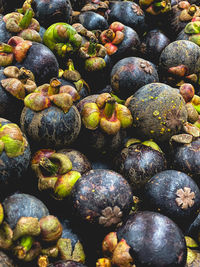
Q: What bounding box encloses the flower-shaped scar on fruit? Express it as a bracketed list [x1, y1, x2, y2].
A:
[43, 23, 82, 58]
[139, 0, 171, 15]
[31, 149, 81, 200]
[100, 22, 125, 56]
[0, 123, 28, 158]
[81, 93, 133, 135]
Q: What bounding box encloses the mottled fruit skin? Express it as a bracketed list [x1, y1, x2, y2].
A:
[126, 83, 188, 143]
[110, 57, 159, 99]
[3, 193, 49, 229]
[113, 143, 167, 192]
[32, 0, 72, 29]
[108, 1, 147, 36]
[20, 105, 81, 151]
[71, 169, 133, 229]
[79, 11, 108, 31]
[15, 42, 59, 86]
[117, 211, 187, 266]
[0, 250, 17, 267]
[144, 170, 200, 230]
[171, 138, 200, 178]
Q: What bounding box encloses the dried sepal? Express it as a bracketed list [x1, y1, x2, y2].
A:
[100, 117, 121, 135]
[1, 78, 26, 99]
[39, 215, 63, 242]
[82, 102, 100, 130]
[96, 93, 112, 109]
[183, 122, 200, 137]
[176, 187, 195, 209]
[116, 104, 133, 129]
[59, 85, 80, 102]
[49, 93, 73, 113]
[0, 222, 13, 250]
[111, 239, 134, 267]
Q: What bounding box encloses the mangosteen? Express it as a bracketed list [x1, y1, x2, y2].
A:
[105, 211, 187, 266]
[110, 56, 159, 99]
[108, 1, 148, 37]
[140, 29, 171, 65]
[144, 169, 200, 231]
[170, 138, 200, 182]
[70, 169, 133, 231]
[112, 138, 168, 193]
[159, 40, 200, 89]
[99, 21, 141, 65]
[76, 92, 133, 157]
[78, 11, 109, 31]
[126, 82, 188, 144]
[2, 192, 49, 230]
[0, 118, 31, 197]
[31, 0, 72, 29]
[20, 78, 81, 151]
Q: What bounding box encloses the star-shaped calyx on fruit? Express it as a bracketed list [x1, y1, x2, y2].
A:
[165, 108, 184, 131]
[99, 206, 123, 227]
[175, 187, 195, 209]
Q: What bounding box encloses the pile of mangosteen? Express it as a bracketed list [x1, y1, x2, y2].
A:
[1, 0, 200, 266]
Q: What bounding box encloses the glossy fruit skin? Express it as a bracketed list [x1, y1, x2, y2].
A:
[126, 83, 188, 143]
[112, 143, 168, 192]
[70, 169, 133, 230]
[20, 105, 81, 151]
[0, 69, 24, 125]
[2, 192, 49, 229]
[116, 211, 187, 266]
[140, 29, 171, 65]
[32, 0, 72, 29]
[108, 1, 148, 36]
[78, 11, 109, 31]
[144, 170, 200, 231]
[15, 42, 59, 86]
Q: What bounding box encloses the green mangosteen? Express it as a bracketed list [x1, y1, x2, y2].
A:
[126, 82, 188, 144]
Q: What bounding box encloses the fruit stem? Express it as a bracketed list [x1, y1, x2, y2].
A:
[104, 97, 116, 119]
[48, 78, 61, 95]
[15, 235, 34, 259]
[39, 157, 59, 175]
[66, 59, 75, 71]
[19, 8, 33, 29]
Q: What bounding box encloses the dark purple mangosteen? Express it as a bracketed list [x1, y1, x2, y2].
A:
[159, 40, 200, 89]
[0, 118, 31, 197]
[47, 260, 87, 267]
[110, 56, 159, 99]
[78, 11, 109, 31]
[107, 1, 148, 37]
[2, 192, 49, 230]
[31, 0, 72, 29]
[144, 169, 200, 231]
[0, 0, 24, 14]
[112, 138, 168, 193]
[0, 250, 18, 267]
[106, 211, 187, 266]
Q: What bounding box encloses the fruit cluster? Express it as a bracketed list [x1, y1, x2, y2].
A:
[1, 0, 200, 266]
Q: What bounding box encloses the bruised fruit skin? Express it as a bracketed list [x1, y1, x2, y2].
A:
[126, 82, 188, 143]
[115, 211, 187, 266]
[0, 118, 31, 193]
[70, 169, 133, 229]
[2, 193, 49, 230]
[110, 56, 159, 99]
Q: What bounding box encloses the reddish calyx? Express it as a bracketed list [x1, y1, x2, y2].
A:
[100, 22, 125, 55]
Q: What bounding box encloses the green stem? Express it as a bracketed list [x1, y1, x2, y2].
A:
[19, 8, 33, 29]
[66, 59, 75, 71]
[110, 93, 125, 104]
[104, 97, 116, 119]
[15, 235, 34, 259]
[39, 157, 59, 175]
[48, 78, 61, 95]
[0, 43, 13, 53]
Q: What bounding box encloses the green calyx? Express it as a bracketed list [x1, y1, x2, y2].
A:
[85, 57, 106, 72]
[54, 171, 81, 200]
[0, 123, 27, 158]
[185, 21, 200, 34]
[0, 204, 4, 225]
[125, 138, 162, 152]
[43, 23, 82, 57]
